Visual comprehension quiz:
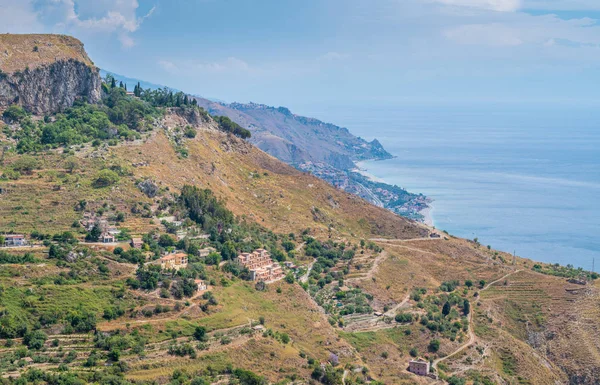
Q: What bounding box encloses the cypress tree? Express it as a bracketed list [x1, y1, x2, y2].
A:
[442, 301, 451, 317]
[110, 77, 116, 88]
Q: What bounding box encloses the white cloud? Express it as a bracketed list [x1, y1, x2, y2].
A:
[444, 23, 524, 45]
[523, 0, 600, 11]
[158, 57, 253, 75]
[0, 0, 44, 33]
[319, 52, 350, 62]
[43, 0, 154, 48]
[428, 0, 522, 12]
[444, 12, 600, 49]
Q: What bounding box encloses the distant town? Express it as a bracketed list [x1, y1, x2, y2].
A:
[298, 161, 431, 222]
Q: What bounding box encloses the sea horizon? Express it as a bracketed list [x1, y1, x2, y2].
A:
[301, 101, 600, 271]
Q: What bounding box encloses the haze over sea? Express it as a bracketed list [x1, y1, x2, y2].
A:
[301, 102, 600, 270]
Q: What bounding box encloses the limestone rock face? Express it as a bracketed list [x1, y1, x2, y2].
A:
[0, 34, 101, 114]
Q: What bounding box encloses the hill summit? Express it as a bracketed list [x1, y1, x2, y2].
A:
[0, 34, 101, 114]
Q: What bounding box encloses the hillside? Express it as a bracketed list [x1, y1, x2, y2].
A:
[194, 99, 391, 169]
[0, 34, 599, 385]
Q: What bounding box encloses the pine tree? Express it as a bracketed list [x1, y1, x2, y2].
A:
[111, 77, 116, 88]
[184, 95, 189, 105]
[119, 81, 124, 88]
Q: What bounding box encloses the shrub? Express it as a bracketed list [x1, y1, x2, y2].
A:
[11, 156, 39, 175]
[2, 105, 27, 123]
[428, 339, 440, 353]
[395, 313, 413, 323]
[184, 126, 197, 138]
[93, 169, 120, 187]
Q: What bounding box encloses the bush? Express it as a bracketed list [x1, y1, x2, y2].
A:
[24, 330, 47, 350]
[2, 105, 27, 123]
[428, 339, 440, 353]
[395, 313, 413, 323]
[184, 126, 197, 138]
[11, 156, 39, 175]
[93, 169, 120, 187]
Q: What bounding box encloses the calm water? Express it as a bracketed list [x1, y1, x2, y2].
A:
[299, 103, 600, 270]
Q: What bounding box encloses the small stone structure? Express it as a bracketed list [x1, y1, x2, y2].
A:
[408, 359, 430, 376]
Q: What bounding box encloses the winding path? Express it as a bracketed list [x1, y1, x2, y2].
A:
[432, 269, 523, 371]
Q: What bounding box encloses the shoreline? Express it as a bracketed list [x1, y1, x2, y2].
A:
[354, 160, 435, 227]
[419, 205, 434, 227]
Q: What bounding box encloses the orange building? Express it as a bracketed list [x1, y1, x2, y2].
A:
[237, 249, 284, 282]
[160, 253, 188, 270]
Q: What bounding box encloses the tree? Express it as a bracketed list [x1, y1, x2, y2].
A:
[409, 347, 418, 357]
[64, 157, 79, 173]
[442, 301, 451, 317]
[428, 339, 440, 353]
[465, 280, 473, 288]
[93, 169, 120, 187]
[463, 299, 471, 316]
[11, 155, 39, 175]
[24, 330, 47, 350]
[479, 280, 486, 289]
[2, 105, 27, 123]
[447, 376, 466, 385]
[194, 326, 207, 341]
[86, 223, 102, 242]
[285, 273, 295, 284]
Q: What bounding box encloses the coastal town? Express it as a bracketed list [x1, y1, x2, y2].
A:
[298, 161, 431, 221]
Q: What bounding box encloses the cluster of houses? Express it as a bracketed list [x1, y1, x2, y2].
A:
[236, 249, 284, 282]
[158, 251, 207, 293]
[80, 213, 120, 243]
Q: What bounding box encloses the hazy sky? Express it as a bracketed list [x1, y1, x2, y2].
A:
[2, 0, 600, 109]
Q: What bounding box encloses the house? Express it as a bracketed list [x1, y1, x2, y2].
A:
[160, 253, 188, 270]
[199, 247, 217, 257]
[130, 238, 143, 249]
[237, 249, 284, 282]
[101, 233, 115, 243]
[195, 279, 208, 291]
[408, 360, 430, 376]
[107, 227, 121, 236]
[4, 234, 26, 246]
[284, 261, 297, 269]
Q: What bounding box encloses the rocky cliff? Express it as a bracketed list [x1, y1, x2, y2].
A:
[0, 34, 101, 114]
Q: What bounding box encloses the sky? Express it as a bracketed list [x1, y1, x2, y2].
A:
[2, 0, 600, 110]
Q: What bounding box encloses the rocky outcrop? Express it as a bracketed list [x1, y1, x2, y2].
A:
[0, 60, 101, 114]
[0, 34, 101, 114]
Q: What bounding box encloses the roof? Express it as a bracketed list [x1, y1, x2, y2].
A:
[5, 234, 25, 238]
[131, 237, 143, 242]
[161, 253, 188, 261]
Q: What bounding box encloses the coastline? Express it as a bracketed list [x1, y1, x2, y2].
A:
[354, 160, 435, 227]
[419, 205, 434, 227]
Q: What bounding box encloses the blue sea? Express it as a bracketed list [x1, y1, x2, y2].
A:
[299, 102, 600, 270]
